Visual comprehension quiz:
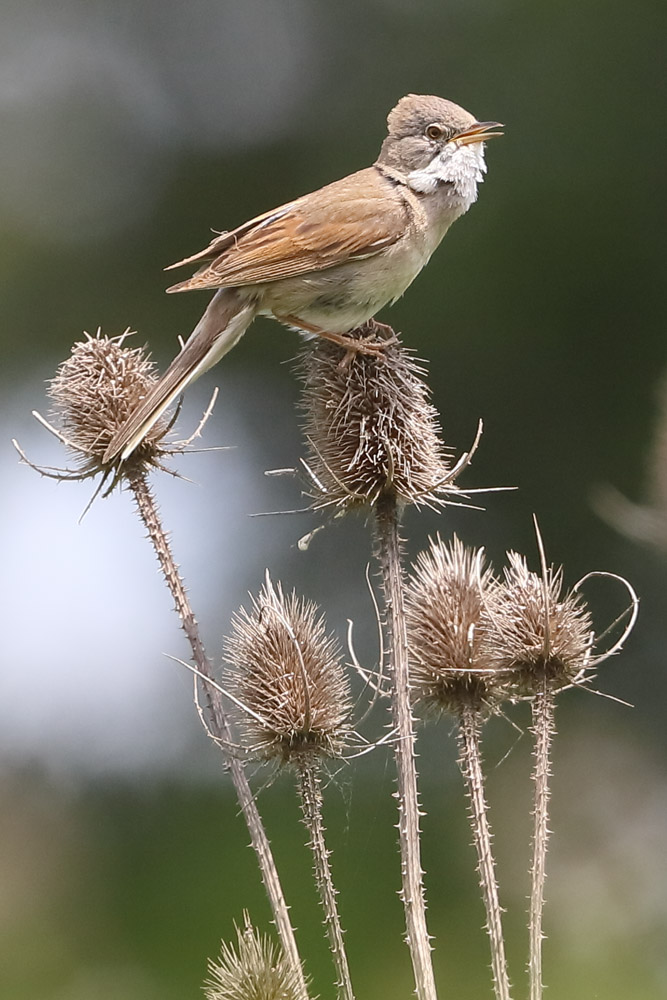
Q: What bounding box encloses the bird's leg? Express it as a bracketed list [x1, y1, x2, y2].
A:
[277, 314, 398, 359]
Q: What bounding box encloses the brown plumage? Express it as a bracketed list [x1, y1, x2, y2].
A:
[166, 169, 410, 292]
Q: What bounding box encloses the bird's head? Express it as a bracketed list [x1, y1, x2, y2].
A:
[377, 94, 503, 195]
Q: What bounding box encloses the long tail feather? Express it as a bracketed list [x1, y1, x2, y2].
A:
[103, 289, 256, 463]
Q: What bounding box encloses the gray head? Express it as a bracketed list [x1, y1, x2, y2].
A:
[376, 94, 502, 174]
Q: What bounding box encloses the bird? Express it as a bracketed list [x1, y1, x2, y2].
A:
[104, 94, 502, 462]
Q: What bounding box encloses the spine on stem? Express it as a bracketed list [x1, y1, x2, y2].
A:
[298, 763, 355, 1000]
[129, 471, 308, 999]
[457, 705, 512, 1000]
[375, 492, 438, 1000]
[528, 682, 554, 1000]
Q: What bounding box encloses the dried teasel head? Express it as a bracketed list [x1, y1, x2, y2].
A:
[480, 550, 595, 696]
[299, 321, 464, 511]
[405, 535, 509, 717]
[224, 574, 353, 765]
[205, 914, 306, 1000]
[47, 330, 170, 478]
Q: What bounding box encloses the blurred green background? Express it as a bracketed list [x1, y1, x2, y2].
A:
[2, 1, 667, 998]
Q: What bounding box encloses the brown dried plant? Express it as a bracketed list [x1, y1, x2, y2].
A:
[15, 330, 308, 1000]
[299, 320, 476, 512]
[480, 550, 594, 698]
[224, 574, 353, 765]
[479, 526, 638, 1000]
[48, 329, 171, 476]
[12, 329, 223, 508]
[406, 534, 510, 717]
[205, 915, 306, 1000]
[482, 545, 591, 1000]
[297, 321, 484, 1000]
[16, 323, 641, 1000]
[405, 535, 514, 1000]
[224, 575, 355, 1000]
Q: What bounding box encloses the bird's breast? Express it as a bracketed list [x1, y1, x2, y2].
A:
[258, 238, 431, 334]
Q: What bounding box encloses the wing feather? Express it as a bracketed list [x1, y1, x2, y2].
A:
[166, 168, 408, 293]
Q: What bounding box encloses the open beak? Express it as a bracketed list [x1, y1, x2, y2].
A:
[453, 121, 504, 146]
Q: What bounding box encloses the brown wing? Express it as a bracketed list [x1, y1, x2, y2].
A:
[166, 167, 409, 293]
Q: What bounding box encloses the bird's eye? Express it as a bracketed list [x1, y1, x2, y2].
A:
[425, 123, 446, 141]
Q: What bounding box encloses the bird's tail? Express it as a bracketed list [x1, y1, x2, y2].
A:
[103, 288, 257, 463]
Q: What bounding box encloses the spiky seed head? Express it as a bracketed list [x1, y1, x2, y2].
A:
[205, 915, 306, 1000]
[224, 576, 352, 765]
[479, 551, 594, 695]
[48, 330, 169, 475]
[405, 535, 508, 716]
[299, 322, 456, 510]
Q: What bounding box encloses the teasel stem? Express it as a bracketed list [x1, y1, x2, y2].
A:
[528, 679, 555, 1000]
[297, 762, 355, 1000]
[457, 704, 512, 1000]
[374, 491, 437, 1000]
[128, 470, 308, 1000]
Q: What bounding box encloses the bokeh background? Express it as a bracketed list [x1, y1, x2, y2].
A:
[2, 2, 666, 998]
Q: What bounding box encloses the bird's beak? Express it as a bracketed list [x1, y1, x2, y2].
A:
[452, 121, 504, 146]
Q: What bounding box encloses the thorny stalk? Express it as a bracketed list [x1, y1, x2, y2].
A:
[129, 470, 308, 1000]
[528, 680, 555, 1000]
[457, 705, 512, 1000]
[375, 491, 438, 1000]
[297, 763, 355, 1000]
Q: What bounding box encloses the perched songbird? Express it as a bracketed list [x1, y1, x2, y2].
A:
[104, 94, 502, 461]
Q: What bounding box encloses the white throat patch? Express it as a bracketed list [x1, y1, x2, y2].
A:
[407, 141, 487, 210]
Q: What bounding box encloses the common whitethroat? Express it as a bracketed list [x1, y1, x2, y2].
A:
[105, 94, 502, 461]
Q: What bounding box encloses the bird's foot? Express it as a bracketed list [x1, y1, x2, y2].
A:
[276, 313, 400, 365]
[305, 322, 396, 366]
[333, 326, 399, 368]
